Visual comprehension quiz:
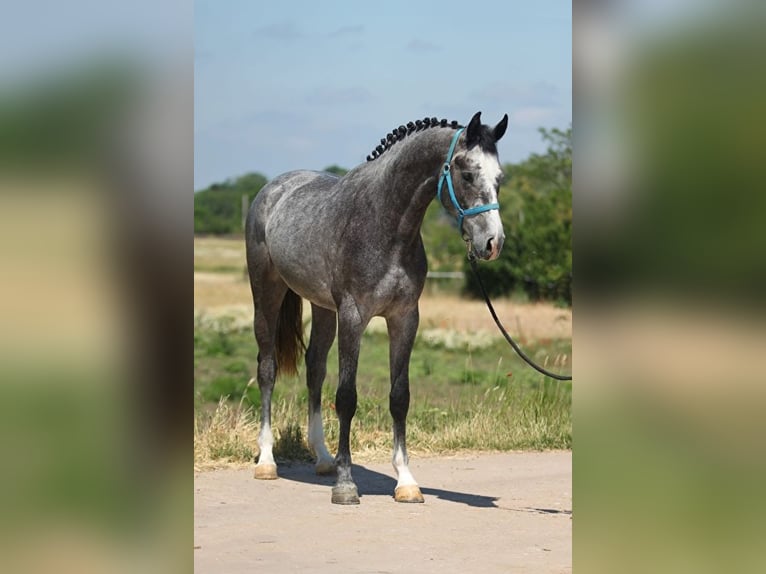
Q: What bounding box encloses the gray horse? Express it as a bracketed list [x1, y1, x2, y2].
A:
[246, 111, 508, 504]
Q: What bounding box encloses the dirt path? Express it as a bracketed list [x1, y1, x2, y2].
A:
[194, 451, 571, 573]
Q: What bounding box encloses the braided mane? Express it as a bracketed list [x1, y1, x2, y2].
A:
[366, 116, 463, 162]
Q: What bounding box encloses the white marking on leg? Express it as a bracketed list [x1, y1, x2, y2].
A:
[257, 422, 275, 466]
[392, 444, 418, 488]
[308, 410, 334, 466]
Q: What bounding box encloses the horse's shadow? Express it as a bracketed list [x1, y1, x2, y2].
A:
[277, 462, 499, 508]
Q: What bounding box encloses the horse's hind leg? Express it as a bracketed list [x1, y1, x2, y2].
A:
[306, 304, 337, 475]
[386, 308, 424, 503]
[250, 271, 288, 480]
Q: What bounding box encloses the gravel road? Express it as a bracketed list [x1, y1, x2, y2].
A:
[194, 451, 571, 573]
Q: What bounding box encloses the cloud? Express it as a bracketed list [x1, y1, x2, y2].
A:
[510, 106, 557, 127]
[329, 24, 364, 38]
[406, 39, 441, 53]
[254, 21, 304, 42]
[472, 81, 560, 106]
[305, 87, 373, 106]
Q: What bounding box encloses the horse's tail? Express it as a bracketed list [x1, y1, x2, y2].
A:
[275, 288, 306, 377]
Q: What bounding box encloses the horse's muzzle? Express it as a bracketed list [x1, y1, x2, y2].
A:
[475, 235, 503, 261]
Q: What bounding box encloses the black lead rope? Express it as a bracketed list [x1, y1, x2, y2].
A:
[468, 258, 573, 381]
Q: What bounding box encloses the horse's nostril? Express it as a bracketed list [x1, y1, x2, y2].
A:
[486, 237, 495, 253]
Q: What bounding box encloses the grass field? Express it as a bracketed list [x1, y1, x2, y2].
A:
[194, 236, 572, 468]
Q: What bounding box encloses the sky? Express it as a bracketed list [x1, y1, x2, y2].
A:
[194, 0, 571, 190]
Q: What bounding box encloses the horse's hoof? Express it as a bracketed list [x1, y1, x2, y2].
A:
[254, 463, 278, 480]
[315, 460, 337, 476]
[394, 485, 424, 503]
[331, 484, 360, 505]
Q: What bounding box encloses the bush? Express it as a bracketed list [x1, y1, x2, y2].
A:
[194, 172, 268, 234]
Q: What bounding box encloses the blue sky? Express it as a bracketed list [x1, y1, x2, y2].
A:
[195, 1, 571, 189]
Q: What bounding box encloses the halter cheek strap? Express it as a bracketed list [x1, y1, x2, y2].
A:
[437, 128, 500, 232]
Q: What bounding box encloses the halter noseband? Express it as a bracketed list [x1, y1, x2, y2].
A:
[437, 128, 500, 233]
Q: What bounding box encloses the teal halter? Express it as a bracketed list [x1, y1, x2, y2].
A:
[437, 128, 500, 232]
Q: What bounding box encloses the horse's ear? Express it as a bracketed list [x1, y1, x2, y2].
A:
[493, 114, 508, 142]
[466, 111, 482, 146]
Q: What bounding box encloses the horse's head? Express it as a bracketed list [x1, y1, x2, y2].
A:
[440, 111, 508, 261]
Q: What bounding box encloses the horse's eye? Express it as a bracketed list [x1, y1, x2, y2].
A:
[461, 172, 474, 184]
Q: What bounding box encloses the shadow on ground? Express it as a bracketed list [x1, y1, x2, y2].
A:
[515, 507, 572, 516]
[277, 462, 499, 508]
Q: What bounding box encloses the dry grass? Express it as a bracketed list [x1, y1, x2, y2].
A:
[194, 272, 571, 343]
[194, 396, 259, 471]
[194, 371, 571, 469]
[194, 235, 246, 271]
[420, 295, 571, 341]
[194, 272, 251, 311]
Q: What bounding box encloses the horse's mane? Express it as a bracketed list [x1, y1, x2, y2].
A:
[366, 117, 463, 162]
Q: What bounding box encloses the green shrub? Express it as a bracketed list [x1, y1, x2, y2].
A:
[194, 172, 268, 234]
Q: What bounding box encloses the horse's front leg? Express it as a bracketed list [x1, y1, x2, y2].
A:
[386, 307, 424, 503]
[331, 300, 366, 505]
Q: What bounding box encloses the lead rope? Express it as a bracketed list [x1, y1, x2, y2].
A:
[468, 256, 572, 381]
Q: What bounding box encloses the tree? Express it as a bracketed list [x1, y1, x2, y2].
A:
[194, 172, 269, 234]
[323, 164, 348, 176]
